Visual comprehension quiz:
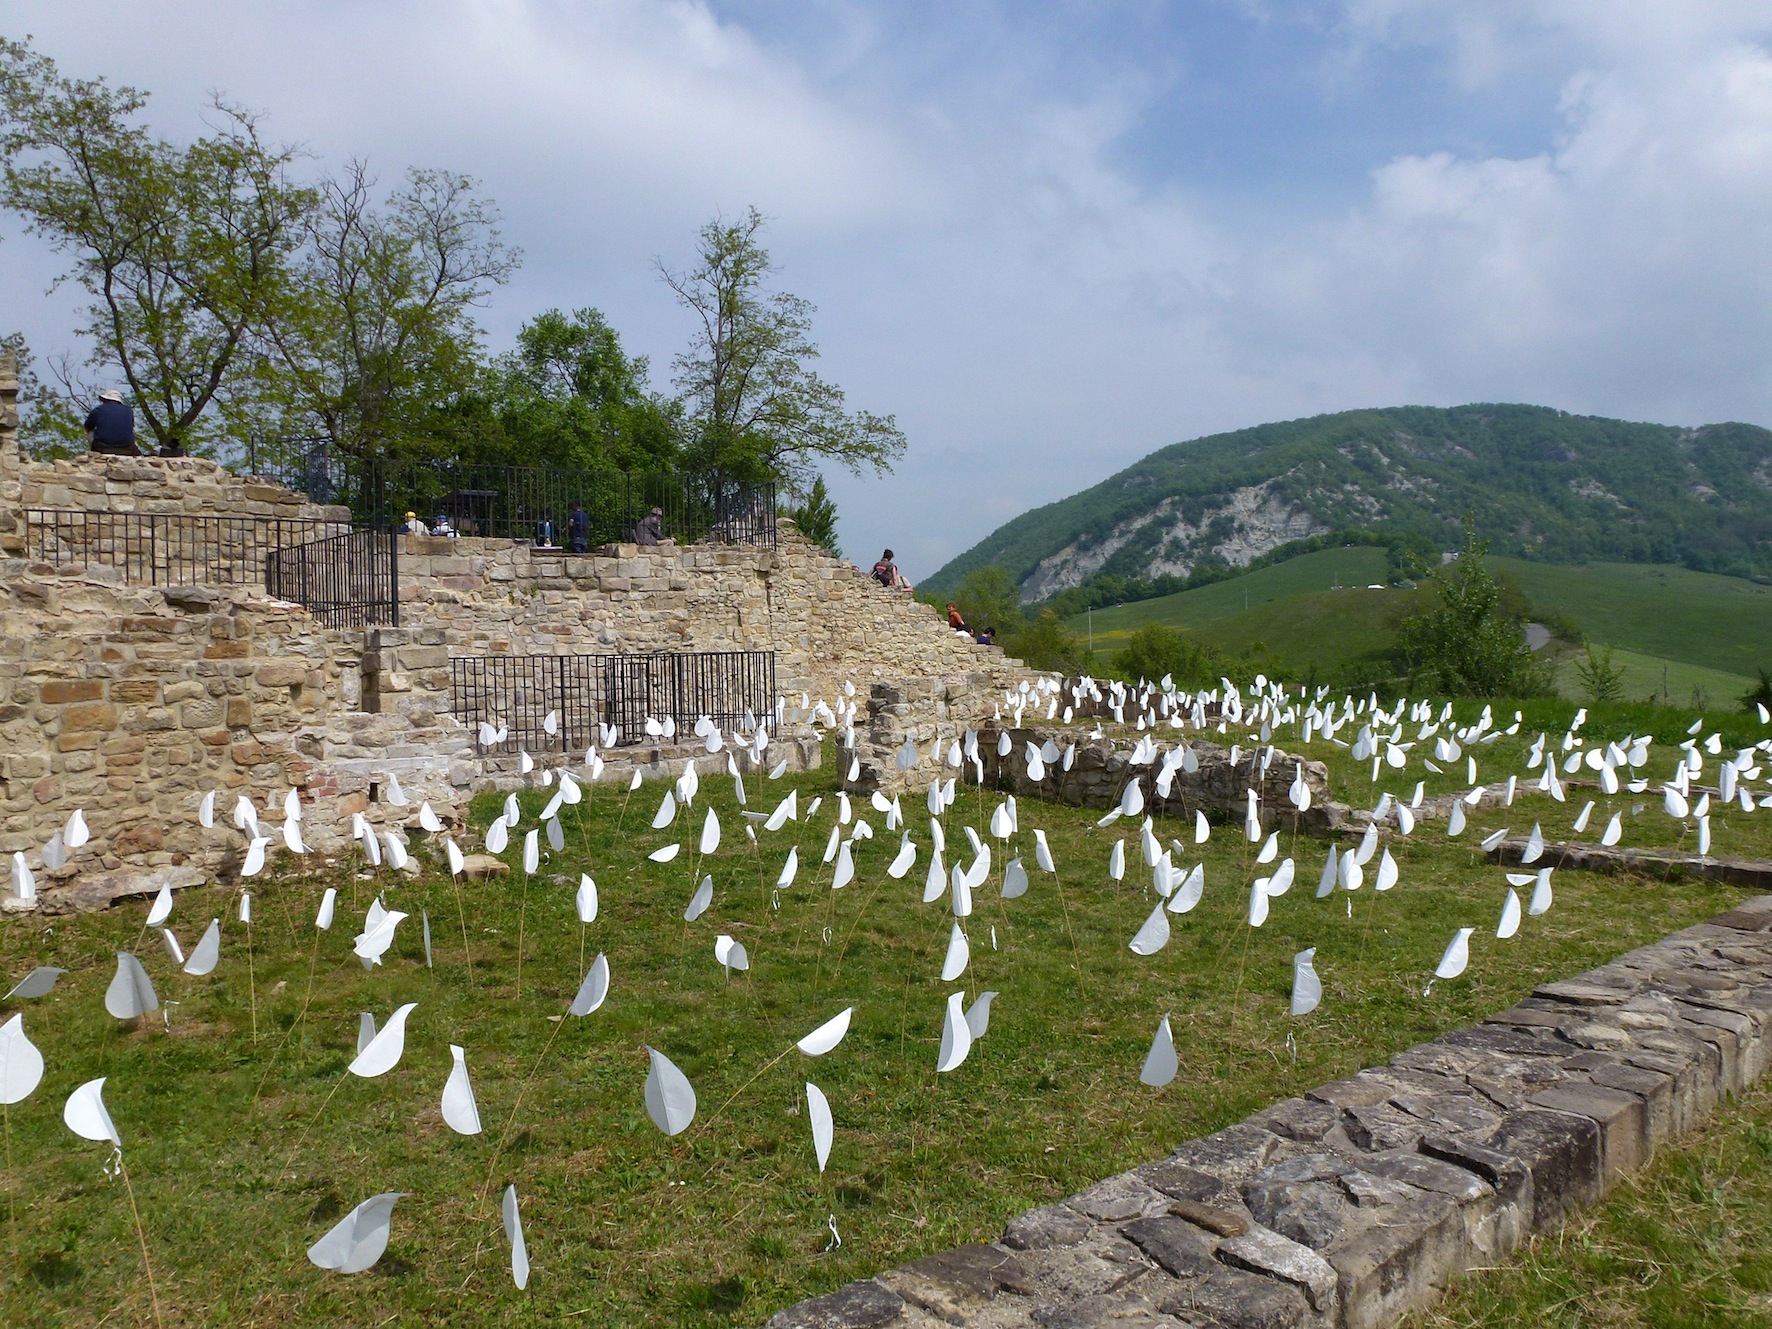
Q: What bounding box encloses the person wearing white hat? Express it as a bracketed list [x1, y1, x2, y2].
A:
[84, 389, 139, 456]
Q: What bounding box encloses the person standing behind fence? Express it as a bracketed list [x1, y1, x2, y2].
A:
[567, 500, 590, 553]
[633, 506, 663, 546]
[84, 390, 138, 456]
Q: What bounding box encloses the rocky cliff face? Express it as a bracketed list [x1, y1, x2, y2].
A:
[1020, 481, 1327, 601]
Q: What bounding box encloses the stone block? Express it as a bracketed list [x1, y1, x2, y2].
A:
[61, 702, 118, 731]
[764, 1280, 904, 1329]
[40, 679, 103, 704]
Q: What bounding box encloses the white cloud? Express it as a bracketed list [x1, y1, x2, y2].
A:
[4, 2, 1771, 578]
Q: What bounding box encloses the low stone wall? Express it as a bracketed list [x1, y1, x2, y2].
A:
[12, 451, 349, 528]
[767, 898, 1772, 1329]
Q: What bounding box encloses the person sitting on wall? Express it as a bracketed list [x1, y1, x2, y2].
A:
[401, 510, 427, 535]
[947, 602, 968, 633]
[870, 549, 912, 592]
[533, 511, 557, 548]
[974, 625, 995, 646]
[567, 500, 590, 553]
[84, 389, 139, 456]
[632, 506, 664, 546]
[431, 513, 457, 537]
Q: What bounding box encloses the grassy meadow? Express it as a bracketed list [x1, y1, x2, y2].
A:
[1064, 549, 1768, 704]
[1, 700, 1765, 1327]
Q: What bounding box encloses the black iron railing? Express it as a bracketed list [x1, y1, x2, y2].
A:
[23, 509, 352, 587]
[241, 451, 776, 547]
[264, 527, 400, 628]
[450, 650, 777, 753]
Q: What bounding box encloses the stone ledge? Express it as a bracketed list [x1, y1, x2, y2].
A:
[763, 899, 1772, 1328]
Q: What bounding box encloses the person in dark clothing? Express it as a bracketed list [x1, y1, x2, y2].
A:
[533, 511, 557, 547]
[871, 549, 899, 588]
[632, 506, 663, 546]
[84, 390, 138, 456]
[567, 501, 590, 553]
[974, 626, 995, 646]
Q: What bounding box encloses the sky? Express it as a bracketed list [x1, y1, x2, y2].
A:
[4, 1, 1772, 579]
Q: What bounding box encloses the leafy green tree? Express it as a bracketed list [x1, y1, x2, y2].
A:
[1572, 641, 1627, 705]
[954, 565, 1025, 638]
[1396, 521, 1552, 697]
[661, 208, 905, 486]
[788, 474, 840, 556]
[1005, 609, 1085, 673]
[262, 161, 518, 463]
[1742, 668, 1772, 715]
[0, 38, 315, 456]
[482, 306, 679, 471]
[1110, 624, 1220, 689]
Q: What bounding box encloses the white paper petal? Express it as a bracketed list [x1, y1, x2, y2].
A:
[1374, 848, 1399, 893]
[198, 790, 216, 828]
[1291, 948, 1322, 1016]
[0, 1013, 45, 1105]
[441, 1044, 483, 1135]
[888, 839, 917, 879]
[936, 991, 973, 1073]
[989, 852, 1026, 898]
[643, 1046, 697, 1135]
[1529, 869, 1554, 917]
[777, 847, 800, 888]
[652, 791, 678, 830]
[940, 922, 971, 981]
[1434, 927, 1475, 980]
[307, 1192, 406, 1274]
[1129, 899, 1171, 955]
[241, 836, 270, 878]
[832, 840, 855, 890]
[569, 954, 612, 1016]
[348, 1003, 417, 1078]
[4, 966, 65, 1000]
[797, 1007, 854, 1056]
[964, 991, 998, 1040]
[65, 808, 90, 849]
[648, 843, 681, 863]
[63, 1076, 121, 1147]
[182, 919, 221, 976]
[576, 875, 599, 924]
[503, 1184, 529, 1290]
[1497, 888, 1522, 939]
[521, 829, 539, 875]
[485, 817, 509, 855]
[685, 875, 714, 922]
[1139, 1014, 1178, 1087]
[806, 1082, 834, 1172]
[1247, 876, 1270, 928]
[104, 953, 158, 1019]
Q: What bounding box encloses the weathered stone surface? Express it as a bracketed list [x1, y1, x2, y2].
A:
[1218, 1227, 1339, 1314]
[877, 1243, 1031, 1322]
[765, 1279, 905, 1328]
[461, 854, 511, 881]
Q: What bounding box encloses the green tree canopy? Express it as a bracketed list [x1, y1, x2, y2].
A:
[0, 37, 315, 456]
[260, 161, 518, 463]
[483, 306, 680, 470]
[661, 207, 905, 487]
[1396, 521, 1552, 697]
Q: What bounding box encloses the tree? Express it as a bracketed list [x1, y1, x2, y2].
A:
[1006, 609, 1086, 673]
[0, 39, 315, 456]
[262, 161, 518, 464]
[1396, 520, 1552, 697]
[661, 207, 905, 486]
[788, 473, 841, 556]
[485, 306, 679, 471]
[1110, 624, 1221, 689]
[1572, 641, 1627, 705]
[953, 565, 1025, 638]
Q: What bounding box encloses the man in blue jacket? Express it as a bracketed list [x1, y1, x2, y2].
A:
[84, 390, 138, 456]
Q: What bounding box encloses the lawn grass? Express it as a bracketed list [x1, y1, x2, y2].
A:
[1065, 547, 1393, 640]
[1548, 644, 1753, 712]
[1491, 558, 1772, 680]
[0, 714, 1761, 1327]
[1409, 1078, 1772, 1328]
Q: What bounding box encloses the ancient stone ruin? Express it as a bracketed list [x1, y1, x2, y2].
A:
[0, 350, 1033, 912]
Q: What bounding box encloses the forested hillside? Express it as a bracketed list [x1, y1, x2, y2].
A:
[921, 405, 1772, 601]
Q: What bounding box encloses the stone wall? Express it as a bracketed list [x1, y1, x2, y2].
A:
[0, 448, 1041, 904]
[767, 896, 1772, 1329]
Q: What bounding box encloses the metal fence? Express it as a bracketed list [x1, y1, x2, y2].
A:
[241, 451, 776, 547]
[23, 509, 352, 587]
[450, 650, 777, 753]
[264, 527, 400, 628]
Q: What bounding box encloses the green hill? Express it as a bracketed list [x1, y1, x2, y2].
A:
[1071, 548, 1768, 703]
[921, 405, 1772, 602]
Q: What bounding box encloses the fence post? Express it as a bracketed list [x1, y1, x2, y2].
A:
[387, 524, 400, 628]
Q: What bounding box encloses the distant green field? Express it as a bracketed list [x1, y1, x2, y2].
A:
[1490, 558, 1772, 678]
[1065, 546, 1392, 642]
[1546, 644, 1752, 710]
[1067, 549, 1770, 699]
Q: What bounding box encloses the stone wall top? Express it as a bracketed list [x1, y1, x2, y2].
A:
[16, 451, 350, 525]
